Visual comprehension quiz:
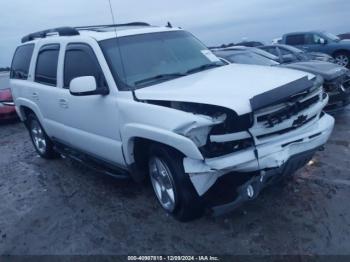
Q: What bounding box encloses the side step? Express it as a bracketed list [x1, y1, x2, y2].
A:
[53, 143, 130, 180]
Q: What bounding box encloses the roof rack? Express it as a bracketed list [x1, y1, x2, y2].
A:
[75, 22, 150, 31]
[21, 22, 151, 43]
[21, 27, 79, 43]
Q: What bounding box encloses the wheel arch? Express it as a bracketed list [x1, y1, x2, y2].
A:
[121, 123, 203, 182]
[16, 98, 44, 123]
[332, 49, 350, 57]
[122, 124, 203, 165]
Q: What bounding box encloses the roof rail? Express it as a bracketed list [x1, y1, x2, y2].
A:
[21, 22, 151, 43]
[74, 22, 151, 31]
[21, 27, 79, 43]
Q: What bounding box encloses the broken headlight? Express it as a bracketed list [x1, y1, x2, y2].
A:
[200, 138, 254, 158]
[145, 100, 254, 155]
[184, 125, 213, 147]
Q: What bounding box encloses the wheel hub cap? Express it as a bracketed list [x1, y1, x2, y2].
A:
[149, 157, 176, 212]
[335, 55, 349, 67]
[31, 121, 46, 154]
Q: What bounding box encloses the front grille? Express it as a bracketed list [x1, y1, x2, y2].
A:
[250, 85, 324, 141]
[344, 77, 350, 90]
[257, 115, 317, 139]
[257, 93, 320, 128]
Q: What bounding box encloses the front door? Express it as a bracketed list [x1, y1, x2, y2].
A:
[55, 43, 125, 166]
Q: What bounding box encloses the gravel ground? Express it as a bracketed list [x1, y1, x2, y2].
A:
[0, 108, 350, 255]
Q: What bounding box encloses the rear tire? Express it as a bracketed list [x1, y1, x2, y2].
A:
[148, 144, 204, 222]
[26, 113, 58, 159]
[334, 51, 350, 68]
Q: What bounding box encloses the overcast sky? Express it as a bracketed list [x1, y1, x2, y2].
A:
[0, 0, 349, 67]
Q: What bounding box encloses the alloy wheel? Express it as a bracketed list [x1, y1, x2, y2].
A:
[335, 55, 349, 67]
[149, 157, 176, 212]
[31, 120, 47, 154]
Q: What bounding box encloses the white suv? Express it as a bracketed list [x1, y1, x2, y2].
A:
[10, 23, 334, 221]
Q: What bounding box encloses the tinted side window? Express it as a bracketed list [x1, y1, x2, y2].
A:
[10, 44, 34, 80]
[264, 47, 279, 56]
[285, 35, 305, 45]
[279, 48, 292, 55]
[35, 44, 60, 86]
[64, 44, 105, 88]
[307, 34, 324, 44]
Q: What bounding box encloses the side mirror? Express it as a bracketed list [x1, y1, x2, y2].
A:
[319, 38, 327, 45]
[69, 76, 108, 96]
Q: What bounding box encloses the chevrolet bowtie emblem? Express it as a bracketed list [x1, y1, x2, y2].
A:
[292, 114, 308, 127]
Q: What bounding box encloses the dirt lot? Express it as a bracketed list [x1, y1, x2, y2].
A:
[0, 108, 350, 255]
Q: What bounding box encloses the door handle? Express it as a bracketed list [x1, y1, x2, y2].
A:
[59, 98, 69, 109]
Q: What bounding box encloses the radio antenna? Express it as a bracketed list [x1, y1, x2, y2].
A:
[108, 0, 117, 31]
[106, 0, 135, 99]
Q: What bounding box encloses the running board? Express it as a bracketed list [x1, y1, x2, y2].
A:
[53, 143, 130, 180]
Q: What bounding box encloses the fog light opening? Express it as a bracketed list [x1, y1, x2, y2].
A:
[307, 159, 315, 166]
[246, 185, 254, 199]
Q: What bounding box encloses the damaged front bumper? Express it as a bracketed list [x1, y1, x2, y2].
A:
[211, 147, 318, 216]
[183, 112, 335, 196]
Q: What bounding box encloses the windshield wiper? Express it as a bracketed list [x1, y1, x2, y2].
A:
[134, 73, 187, 86]
[186, 63, 223, 74]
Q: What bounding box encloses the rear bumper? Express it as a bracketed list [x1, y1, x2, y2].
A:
[211, 148, 318, 216]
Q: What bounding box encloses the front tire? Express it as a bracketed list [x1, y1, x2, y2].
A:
[148, 144, 204, 222]
[334, 51, 350, 68]
[26, 113, 58, 159]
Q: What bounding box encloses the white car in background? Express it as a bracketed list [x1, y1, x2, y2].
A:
[10, 23, 334, 221]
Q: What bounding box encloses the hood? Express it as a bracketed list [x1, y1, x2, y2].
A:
[135, 64, 314, 115]
[332, 39, 350, 48]
[308, 52, 331, 57]
[281, 61, 348, 81]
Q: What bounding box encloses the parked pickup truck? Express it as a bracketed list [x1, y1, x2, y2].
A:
[10, 23, 334, 221]
[281, 31, 350, 68]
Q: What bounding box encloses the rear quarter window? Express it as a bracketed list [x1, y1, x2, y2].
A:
[10, 44, 35, 80]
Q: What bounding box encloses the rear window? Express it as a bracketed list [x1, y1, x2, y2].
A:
[285, 35, 305, 45]
[35, 44, 60, 86]
[10, 44, 34, 80]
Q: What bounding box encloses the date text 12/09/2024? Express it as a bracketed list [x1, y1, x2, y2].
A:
[127, 256, 220, 261]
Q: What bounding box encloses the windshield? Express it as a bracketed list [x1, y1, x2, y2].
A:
[218, 51, 279, 66]
[99, 31, 223, 89]
[322, 32, 340, 42]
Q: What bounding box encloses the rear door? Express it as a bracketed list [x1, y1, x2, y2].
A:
[285, 34, 307, 50]
[30, 43, 73, 142]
